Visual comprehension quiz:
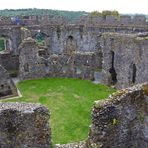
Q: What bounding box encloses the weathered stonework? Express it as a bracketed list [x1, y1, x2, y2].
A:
[79, 15, 147, 26]
[0, 15, 148, 89]
[0, 65, 17, 99]
[0, 14, 147, 148]
[0, 102, 51, 148]
[101, 33, 148, 89]
[18, 36, 102, 80]
[19, 37, 47, 80]
[87, 83, 148, 148]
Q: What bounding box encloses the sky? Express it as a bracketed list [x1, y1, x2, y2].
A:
[0, 0, 148, 14]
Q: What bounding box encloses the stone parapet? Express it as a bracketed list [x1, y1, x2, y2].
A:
[0, 102, 51, 148]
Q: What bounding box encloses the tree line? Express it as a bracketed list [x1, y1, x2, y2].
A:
[0, 8, 88, 22]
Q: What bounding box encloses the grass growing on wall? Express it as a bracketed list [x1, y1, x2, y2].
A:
[4, 78, 115, 145]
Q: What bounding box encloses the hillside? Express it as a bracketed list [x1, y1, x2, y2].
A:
[0, 8, 89, 22]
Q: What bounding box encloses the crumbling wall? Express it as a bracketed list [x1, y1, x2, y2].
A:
[19, 38, 101, 80]
[0, 102, 51, 148]
[0, 27, 21, 55]
[0, 16, 15, 25]
[101, 33, 148, 89]
[42, 52, 101, 80]
[87, 83, 148, 148]
[0, 53, 19, 77]
[0, 65, 17, 99]
[19, 38, 46, 80]
[1, 19, 148, 85]
[79, 15, 147, 26]
[19, 26, 102, 80]
[50, 25, 98, 54]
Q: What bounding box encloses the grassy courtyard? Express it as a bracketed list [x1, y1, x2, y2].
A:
[4, 78, 115, 145]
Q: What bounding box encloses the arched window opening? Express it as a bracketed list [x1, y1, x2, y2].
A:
[65, 35, 76, 55]
[109, 51, 117, 85]
[132, 64, 136, 83]
[34, 31, 48, 46]
[0, 37, 6, 52]
[67, 35, 74, 42]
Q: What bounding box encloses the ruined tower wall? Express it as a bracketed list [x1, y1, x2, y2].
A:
[0, 27, 21, 75]
[101, 33, 148, 89]
[0, 102, 51, 148]
[0, 27, 21, 54]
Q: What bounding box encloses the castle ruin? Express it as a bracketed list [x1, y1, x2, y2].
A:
[0, 14, 147, 147]
[0, 14, 148, 95]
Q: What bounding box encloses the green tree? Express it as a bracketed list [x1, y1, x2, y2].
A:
[89, 11, 102, 17]
[89, 10, 120, 19]
[111, 10, 120, 18]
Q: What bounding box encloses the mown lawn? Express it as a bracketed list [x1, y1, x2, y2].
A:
[4, 78, 115, 145]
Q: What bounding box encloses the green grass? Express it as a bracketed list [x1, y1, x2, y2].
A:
[4, 78, 115, 145]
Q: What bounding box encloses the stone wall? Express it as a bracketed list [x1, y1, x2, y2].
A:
[79, 15, 148, 26]
[0, 102, 51, 148]
[47, 25, 98, 54]
[0, 53, 19, 76]
[19, 36, 102, 80]
[87, 83, 148, 148]
[17, 27, 148, 88]
[101, 32, 148, 89]
[0, 26, 22, 54]
[28, 24, 148, 55]
[0, 20, 148, 88]
[19, 38, 46, 80]
[0, 14, 148, 27]
[0, 16, 15, 25]
[0, 65, 17, 99]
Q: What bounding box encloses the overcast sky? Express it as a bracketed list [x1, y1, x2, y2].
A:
[0, 0, 148, 14]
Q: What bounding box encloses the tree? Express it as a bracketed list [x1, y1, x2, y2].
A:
[89, 10, 120, 19]
[89, 11, 102, 17]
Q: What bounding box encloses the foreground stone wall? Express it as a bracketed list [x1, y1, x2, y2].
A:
[87, 83, 148, 148]
[0, 102, 51, 148]
[0, 65, 17, 99]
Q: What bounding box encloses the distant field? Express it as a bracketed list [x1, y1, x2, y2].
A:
[4, 78, 115, 145]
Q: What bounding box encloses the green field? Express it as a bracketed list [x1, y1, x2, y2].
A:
[5, 78, 115, 145]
